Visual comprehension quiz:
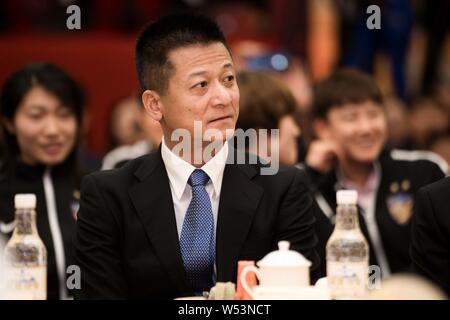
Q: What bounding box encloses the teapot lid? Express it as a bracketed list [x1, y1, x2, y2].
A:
[257, 241, 312, 267]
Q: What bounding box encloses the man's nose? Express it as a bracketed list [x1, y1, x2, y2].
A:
[358, 116, 375, 133]
[210, 82, 232, 107]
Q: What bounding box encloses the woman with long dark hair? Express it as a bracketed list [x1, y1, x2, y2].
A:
[0, 63, 84, 299]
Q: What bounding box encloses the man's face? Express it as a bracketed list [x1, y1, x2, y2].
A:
[159, 42, 239, 145]
[321, 101, 387, 163]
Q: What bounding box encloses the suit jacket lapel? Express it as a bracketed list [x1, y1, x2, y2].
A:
[128, 150, 191, 295]
[216, 162, 264, 282]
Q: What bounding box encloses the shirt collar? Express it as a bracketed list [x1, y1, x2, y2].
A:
[161, 137, 228, 200]
[336, 161, 381, 193]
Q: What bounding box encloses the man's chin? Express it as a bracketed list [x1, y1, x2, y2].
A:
[351, 153, 379, 164]
[203, 126, 235, 141]
[348, 145, 382, 161]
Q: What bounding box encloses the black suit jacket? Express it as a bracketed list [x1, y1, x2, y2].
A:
[411, 177, 450, 295]
[73, 148, 320, 299]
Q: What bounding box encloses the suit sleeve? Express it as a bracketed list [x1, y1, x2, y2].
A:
[72, 174, 128, 299]
[410, 187, 450, 295]
[275, 169, 321, 283]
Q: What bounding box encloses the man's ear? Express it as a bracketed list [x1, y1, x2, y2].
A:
[312, 118, 332, 140]
[141, 90, 163, 121]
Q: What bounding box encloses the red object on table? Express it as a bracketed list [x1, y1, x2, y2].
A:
[235, 260, 257, 300]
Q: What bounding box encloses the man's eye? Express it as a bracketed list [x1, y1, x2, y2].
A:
[194, 81, 208, 89]
[367, 109, 381, 118]
[224, 75, 235, 82]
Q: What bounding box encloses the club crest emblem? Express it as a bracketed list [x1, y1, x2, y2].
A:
[387, 180, 413, 224]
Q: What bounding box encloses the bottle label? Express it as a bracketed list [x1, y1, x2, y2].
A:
[327, 261, 368, 299]
[4, 266, 47, 300]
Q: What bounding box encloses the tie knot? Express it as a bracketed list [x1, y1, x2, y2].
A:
[188, 169, 210, 187]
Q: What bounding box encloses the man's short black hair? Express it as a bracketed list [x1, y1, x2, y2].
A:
[312, 68, 383, 120]
[135, 13, 229, 95]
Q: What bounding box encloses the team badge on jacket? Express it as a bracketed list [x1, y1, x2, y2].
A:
[387, 180, 413, 224]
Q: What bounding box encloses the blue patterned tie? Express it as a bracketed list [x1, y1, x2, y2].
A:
[179, 169, 215, 293]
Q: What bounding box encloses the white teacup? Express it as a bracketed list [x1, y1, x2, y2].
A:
[240, 241, 311, 299]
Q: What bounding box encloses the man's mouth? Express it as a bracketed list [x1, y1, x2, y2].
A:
[208, 115, 233, 124]
[354, 139, 378, 149]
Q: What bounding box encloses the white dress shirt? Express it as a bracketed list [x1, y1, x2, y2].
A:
[161, 138, 228, 239]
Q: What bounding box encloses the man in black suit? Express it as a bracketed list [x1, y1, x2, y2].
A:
[411, 177, 450, 296]
[73, 14, 320, 299]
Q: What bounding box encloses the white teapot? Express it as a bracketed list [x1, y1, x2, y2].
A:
[240, 241, 311, 298]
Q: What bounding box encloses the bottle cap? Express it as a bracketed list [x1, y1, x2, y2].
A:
[15, 194, 37, 209]
[336, 190, 358, 205]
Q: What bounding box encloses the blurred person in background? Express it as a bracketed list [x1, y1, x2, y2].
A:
[107, 96, 145, 151]
[102, 94, 162, 170]
[411, 177, 450, 296]
[270, 56, 314, 163]
[0, 63, 85, 300]
[303, 68, 447, 278]
[232, 43, 313, 162]
[236, 71, 332, 276]
[236, 71, 301, 166]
